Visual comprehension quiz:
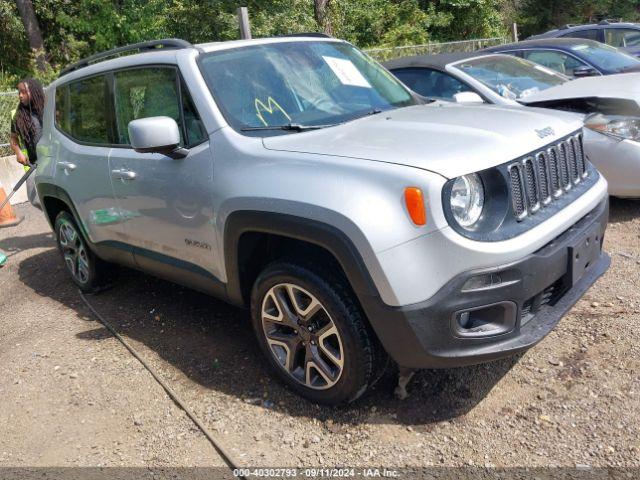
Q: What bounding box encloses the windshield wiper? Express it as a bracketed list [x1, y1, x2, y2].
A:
[353, 108, 383, 119]
[241, 123, 335, 132]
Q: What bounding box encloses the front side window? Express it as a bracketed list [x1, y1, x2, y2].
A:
[199, 41, 416, 135]
[605, 28, 640, 48]
[563, 29, 600, 41]
[392, 67, 473, 100]
[56, 75, 111, 144]
[113, 67, 207, 147]
[522, 50, 588, 77]
[452, 55, 567, 100]
[568, 42, 640, 72]
[114, 67, 182, 145]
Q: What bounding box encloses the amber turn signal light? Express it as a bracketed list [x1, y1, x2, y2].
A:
[404, 187, 426, 226]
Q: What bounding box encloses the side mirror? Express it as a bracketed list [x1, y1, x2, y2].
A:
[453, 91, 485, 104]
[572, 66, 598, 78]
[128, 116, 188, 159]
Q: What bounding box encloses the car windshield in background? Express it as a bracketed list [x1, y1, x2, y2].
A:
[198, 41, 416, 135]
[569, 43, 640, 72]
[453, 55, 567, 100]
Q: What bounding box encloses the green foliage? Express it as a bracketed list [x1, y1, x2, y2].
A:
[0, 0, 515, 86]
[517, 0, 640, 39]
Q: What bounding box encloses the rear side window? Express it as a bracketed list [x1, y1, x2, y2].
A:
[563, 29, 600, 41]
[55, 75, 112, 144]
[605, 28, 640, 48]
[113, 67, 206, 147]
[392, 67, 472, 100]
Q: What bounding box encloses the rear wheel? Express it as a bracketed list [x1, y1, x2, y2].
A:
[250, 261, 381, 405]
[54, 211, 110, 292]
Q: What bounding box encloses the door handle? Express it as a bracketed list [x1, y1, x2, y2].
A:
[58, 161, 77, 171]
[111, 169, 137, 180]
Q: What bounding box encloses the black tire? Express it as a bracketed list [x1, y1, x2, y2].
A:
[250, 261, 381, 405]
[54, 211, 111, 293]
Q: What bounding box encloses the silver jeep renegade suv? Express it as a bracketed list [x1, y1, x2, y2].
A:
[36, 36, 610, 404]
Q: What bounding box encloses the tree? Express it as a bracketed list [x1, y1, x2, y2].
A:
[314, 0, 333, 35]
[15, 0, 47, 71]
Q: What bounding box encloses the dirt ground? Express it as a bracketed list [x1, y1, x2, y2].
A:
[0, 200, 639, 474]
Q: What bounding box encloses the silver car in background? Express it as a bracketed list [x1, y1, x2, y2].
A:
[36, 36, 609, 404]
[386, 52, 640, 198]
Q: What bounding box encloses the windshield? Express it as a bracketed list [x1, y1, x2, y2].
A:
[452, 55, 567, 100]
[569, 42, 640, 71]
[198, 41, 416, 135]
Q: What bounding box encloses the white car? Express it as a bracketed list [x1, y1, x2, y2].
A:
[386, 52, 640, 197]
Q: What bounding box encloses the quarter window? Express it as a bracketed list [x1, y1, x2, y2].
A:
[55, 75, 112, 144]
[522, 50, 589, 77]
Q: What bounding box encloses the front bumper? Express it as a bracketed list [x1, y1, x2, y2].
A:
[363, 197, 610, 369]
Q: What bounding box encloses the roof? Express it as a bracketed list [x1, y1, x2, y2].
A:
[382, 51, 485, 70]
[530, 21, 640, 39]
[196, 35, 340, 53]
[483, 37, 604, 52]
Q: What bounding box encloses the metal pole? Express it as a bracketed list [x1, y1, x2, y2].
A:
[237, 7, 251, 40]
[511, 23, 519, 42]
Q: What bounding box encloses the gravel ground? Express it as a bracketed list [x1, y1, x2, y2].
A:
[0, 200, 639, 474]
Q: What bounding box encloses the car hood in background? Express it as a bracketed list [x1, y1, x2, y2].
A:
[520, 72, 640, 105]
[262, 103, 583, 178]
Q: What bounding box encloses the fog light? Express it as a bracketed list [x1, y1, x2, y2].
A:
[452, 301, 517, 338]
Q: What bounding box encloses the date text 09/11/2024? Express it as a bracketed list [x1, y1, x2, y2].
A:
[232, 468, 400, 478]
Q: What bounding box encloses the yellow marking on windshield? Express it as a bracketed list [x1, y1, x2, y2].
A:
[255, 97, 291, 126]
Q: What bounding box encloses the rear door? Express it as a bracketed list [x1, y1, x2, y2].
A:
[52, 74, 132, 263]
[107, 66, 219, 286]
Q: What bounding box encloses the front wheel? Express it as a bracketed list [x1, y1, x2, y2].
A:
[250, 261, 381, 405]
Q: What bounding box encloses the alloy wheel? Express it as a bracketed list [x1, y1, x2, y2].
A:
[261, 283, 344, 390]
[58, 220, 90, 285]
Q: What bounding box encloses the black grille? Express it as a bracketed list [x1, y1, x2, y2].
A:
[524, 158, 539, 210]
[536, 153, 550, 202]
[509, 166, 525, 218]
[558, 142, 570, 189]
[509, 133, 587, 221]
[573, 136, 587, 178]
[548, 148, 560, 195]
[521, 279, 565, 326]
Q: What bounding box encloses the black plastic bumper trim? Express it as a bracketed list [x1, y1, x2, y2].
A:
[360, 197, 609, 369]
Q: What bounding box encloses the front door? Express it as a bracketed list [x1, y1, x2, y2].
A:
[107, 66, 220, 288]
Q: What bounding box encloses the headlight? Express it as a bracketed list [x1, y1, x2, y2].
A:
[585, 114, 640, 141]
[450, 173, 484, 228]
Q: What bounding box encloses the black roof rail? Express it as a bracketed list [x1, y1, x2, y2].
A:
[59, 38, 196, 78]
[277, 32, 333, 38]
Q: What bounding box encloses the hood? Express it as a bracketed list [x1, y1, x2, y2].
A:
[520, 72, 640, 104]
[262, 103, 582, 178]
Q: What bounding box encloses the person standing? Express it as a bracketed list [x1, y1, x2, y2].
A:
[9, 77, 44, 208]
[1, 78, 44, 267]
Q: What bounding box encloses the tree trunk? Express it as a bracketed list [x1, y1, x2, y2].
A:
[314, 0, 333, 36]
[15, 0, 47, 72]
